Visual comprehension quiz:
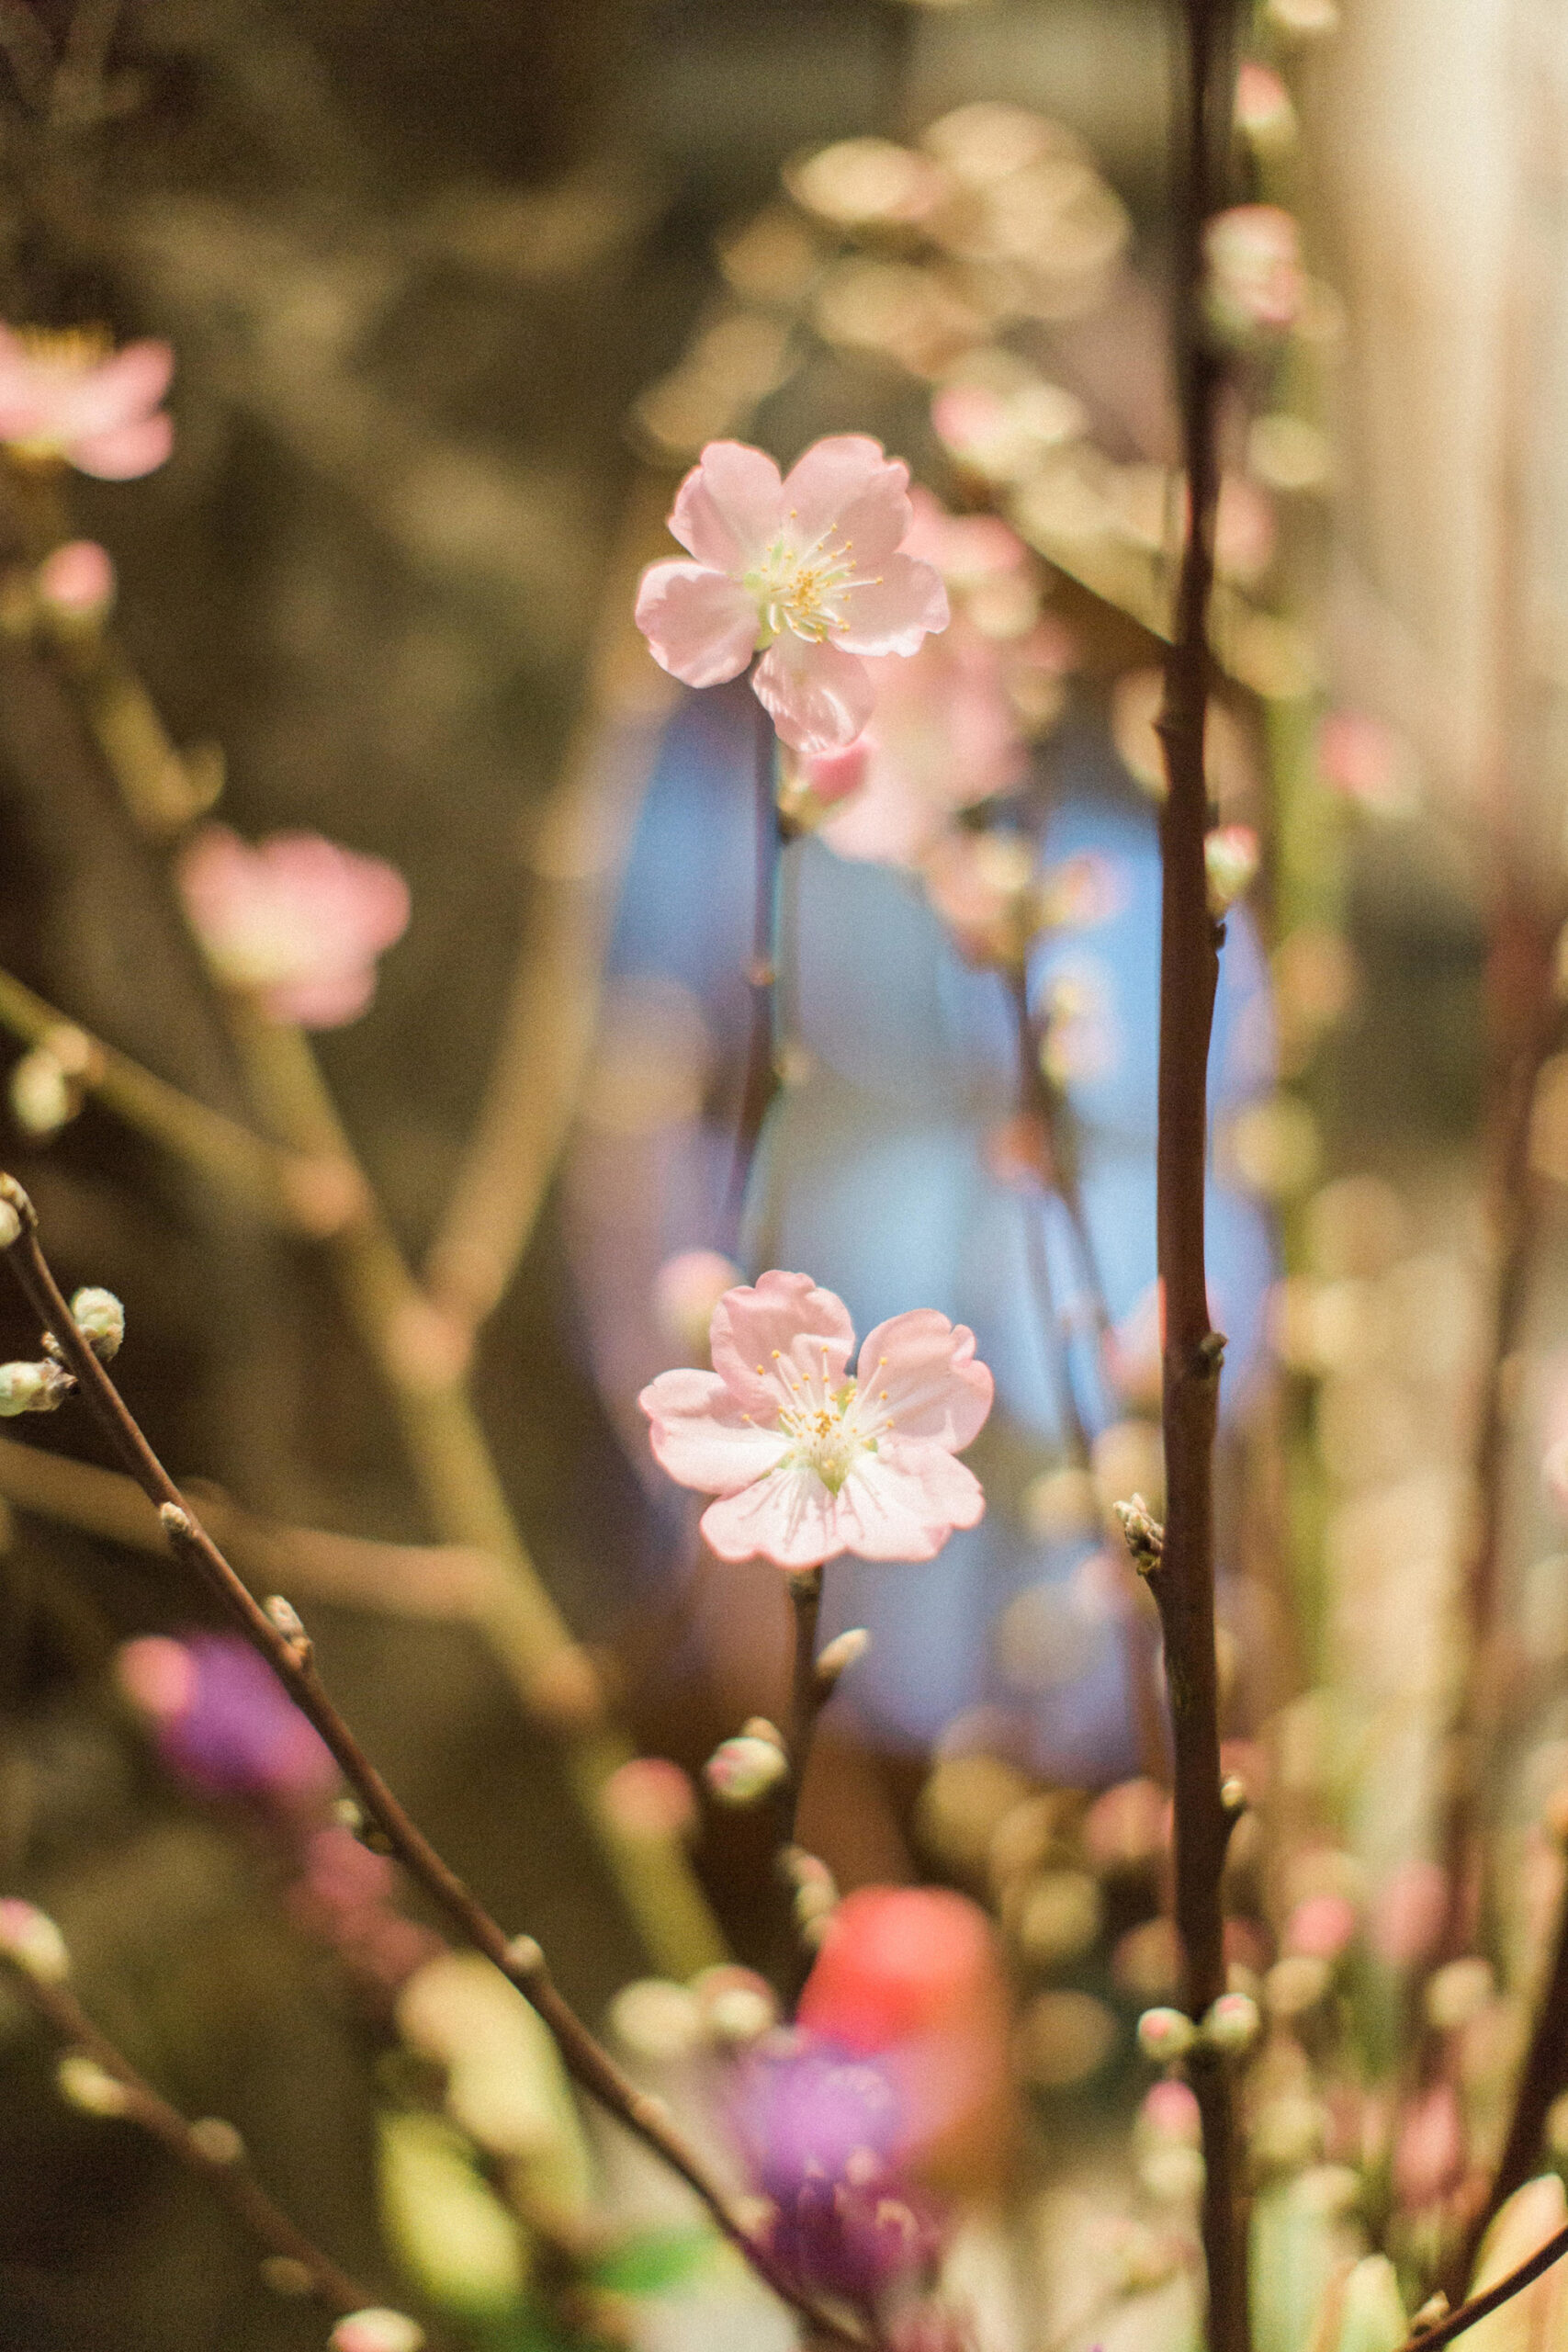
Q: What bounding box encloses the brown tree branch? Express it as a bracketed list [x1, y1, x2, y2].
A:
[0, 1949, 378, 2319]
[0, 1174, 869, 2351]
[1150, 2, 1247, 2348]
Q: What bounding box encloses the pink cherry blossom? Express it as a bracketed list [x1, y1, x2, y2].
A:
[0, 325, 174, 478]
[639, 1269, 993, 1570]
[634, 436, 949, 753]
[176, 824, 411, 1028]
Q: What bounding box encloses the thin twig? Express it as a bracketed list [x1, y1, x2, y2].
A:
[1400, 2220, 1568, 2351]
[0, 1952, 375, 2317]
[0, 1176, 869, 2352]
[728, 695, 784, 1245]
[1150, 2, 1247, 2348]
[1448, 908, 1565, 2272]
[0, 966, 323, 1230]
[783, 1566, 825, 1845]
[222, 1006, 726, 1983]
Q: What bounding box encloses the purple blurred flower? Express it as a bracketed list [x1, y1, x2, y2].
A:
[117, 1633, 337, 1804]
[731, 2033, 943, 2305]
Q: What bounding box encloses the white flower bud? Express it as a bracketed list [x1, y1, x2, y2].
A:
[0, 1898, 70, 1981]
[1201, 1991, 1261, 2054]
[814, 1626, 870, 1692]
[188, 2117, 244, 2166]
[330, 2310, 426, 2352]
[0, 1359, 72, 1415]
[0, 1198, 17, 1250]
[9, 1048, 74, 1141]
[57, 2053, 130, 2116]
[70, 1287, 125, 1360]
[1137, 2006, 1196, 2063]
[704, 1728, 789, 1806]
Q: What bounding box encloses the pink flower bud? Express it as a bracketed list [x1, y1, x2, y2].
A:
[601, 1757, 697, 1841]
[1235, 62, 1297, 150]
[1205, 824, 1259, 915]
[36, 537, 115, 618]
[1137, 2007, 1196, 2063]
[330, 2313, 425, 2352]
[0, 1897, 69, 1982]
[1203, 205, 1304, 341]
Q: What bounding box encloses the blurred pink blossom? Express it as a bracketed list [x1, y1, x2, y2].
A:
[814, 639, 1028, 867]
[1317, 711, 1421, 816]
[639, 1269, 992, 1569]
[117, 1632, 337, 1804]
[652, 1247, 742, 1358]
[1370, 1858, 1449, 1969]
[634, 436, 949, 752]
[1393, 2080, 1464, 2209]
[36, 537, 115, 617]
[1284, 1893, 1358, 1961]
[602, 1757, 698, 1840]
[176, 824, 411, 1027]
[0, 326, 173, 478]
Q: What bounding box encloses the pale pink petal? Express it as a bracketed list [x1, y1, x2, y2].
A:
[829, 1441, 985, 1560]
[635, 560, 759, 686]
[64, 339, 174, 435]
[265, 968, 378, 1027]
[856, 1309, 994, 1449]
[783, 435, 909, 562]
[700, 1466, 844, 1569]
[669, 441, 784, 571]
[753, 636, 874, 752]
[819, 763, 944, 867]
[70, 413, 174, 479]
[800, 736, 872, 809]
[639, 1365, 792, 1493]
[709, 1269, 855, 1419]
[834, 553, 949, 656]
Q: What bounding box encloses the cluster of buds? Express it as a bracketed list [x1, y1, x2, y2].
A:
[782, 1845, 840, 1945]
[0, 1283, 126, 1417]
[0, 1356, 73, 1416]
[1113, 1493, 1165, 1576]
[1137, 1990, 1261, 2066]
[705, 1716, 790, 1806]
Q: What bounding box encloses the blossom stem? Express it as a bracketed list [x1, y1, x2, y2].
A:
[1151, 2, 1247, 2349]
[728, 693, 784, 1244]
[1448, 902, 1565, 2278]
[0, 1177, 871, 2352]
[0, 1952, 375, 2318]
[784, 1565, 825, 1840]
[1005, 970, 1092, 1464]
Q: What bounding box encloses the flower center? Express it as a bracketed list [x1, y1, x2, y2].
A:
[745, 524, 876, 646]
[760, 1348, 895, 1495]
[14, 324, 110, 375]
